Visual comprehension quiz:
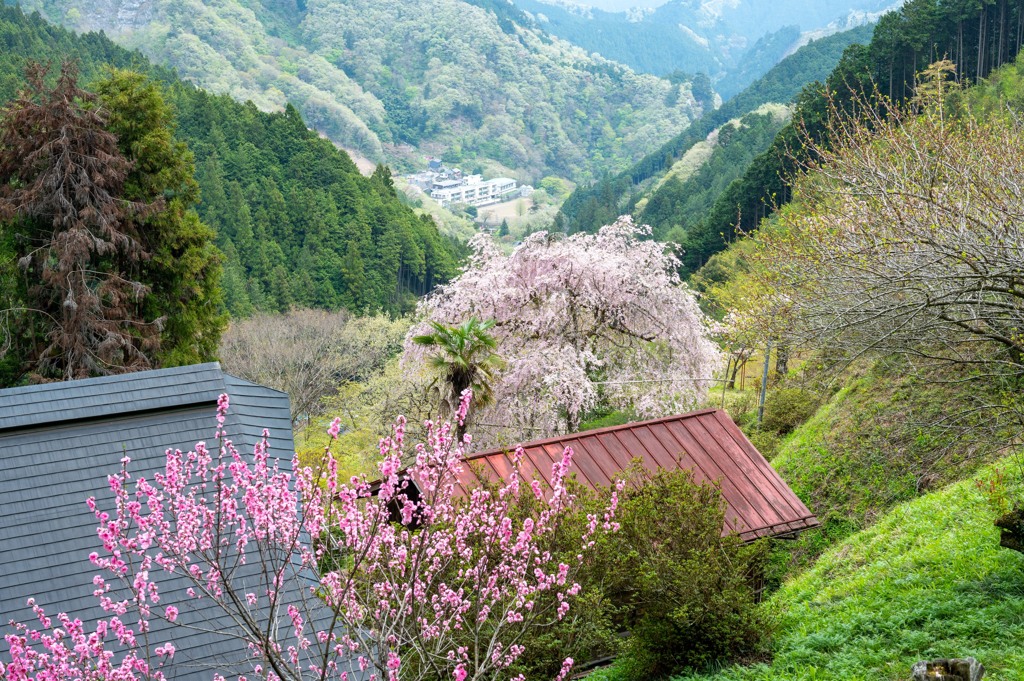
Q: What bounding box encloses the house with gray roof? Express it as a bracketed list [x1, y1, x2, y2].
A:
[0, 363, 293, 680]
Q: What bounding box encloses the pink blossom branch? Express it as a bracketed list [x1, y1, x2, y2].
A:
[2, 393, 618, 681]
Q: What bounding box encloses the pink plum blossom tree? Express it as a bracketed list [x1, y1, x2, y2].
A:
[1, 393, 618, 681]
[405, 217, 722, 442]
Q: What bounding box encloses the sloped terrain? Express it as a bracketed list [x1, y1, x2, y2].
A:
[513, 0, 896, 94]
[20, 0, 705, 181]
[557, 23, 874, 234]
[673, 462, 1024, 680]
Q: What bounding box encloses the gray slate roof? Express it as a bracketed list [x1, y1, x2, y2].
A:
[0, 363, 294, 680]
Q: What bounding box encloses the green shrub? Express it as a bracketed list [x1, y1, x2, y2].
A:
[725, 390, 758, 426]
[761, 387, 818, 435]
[513, 467, 772, 680]
[607, 469, 772, 679]
[745, 429, 781, 460]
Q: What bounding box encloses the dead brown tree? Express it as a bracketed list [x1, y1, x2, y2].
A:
[0, 62, 160, 381]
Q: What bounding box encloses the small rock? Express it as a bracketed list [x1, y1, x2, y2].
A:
[911, 658, 984, 681]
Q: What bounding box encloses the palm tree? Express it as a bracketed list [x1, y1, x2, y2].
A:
[412, 317, 503, 436]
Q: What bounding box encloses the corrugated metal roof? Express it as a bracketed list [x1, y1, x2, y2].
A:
[0, 364, 297, 681]
[457, 409, 819, 542]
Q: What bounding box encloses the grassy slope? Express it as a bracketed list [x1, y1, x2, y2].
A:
[590, 357, 1024, 680]
[673, 462, 1024, 681]
[635, 102, 792, 214]
[774, 358, 1006, 526]
[755, 357, 1016, 584]
[725, 358, 1024, 678]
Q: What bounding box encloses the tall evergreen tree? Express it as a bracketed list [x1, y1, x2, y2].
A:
[93, 68, 226, 366]
[0, 6, 464, 320]
[0, 62, 159, 382]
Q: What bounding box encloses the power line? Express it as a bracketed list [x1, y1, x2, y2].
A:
[590, 377, 726, 385]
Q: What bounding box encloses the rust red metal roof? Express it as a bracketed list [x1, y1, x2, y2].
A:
[458, 409, 819, 542]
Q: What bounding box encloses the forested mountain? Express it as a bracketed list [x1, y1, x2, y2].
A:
[563, 0, 1024, 277]
[0, 6, 462, 317]
[557, 23, 875, 234]
[634, 104, 792, 244]
[16, 0, 706, 183]
[513, 0, 897, 95]
[679, 0, 1024, 274]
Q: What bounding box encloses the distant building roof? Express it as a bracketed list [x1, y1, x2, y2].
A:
[0, 363, 294, 680]
[455, 409, 819, 541]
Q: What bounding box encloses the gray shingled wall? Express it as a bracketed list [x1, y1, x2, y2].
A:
[0, 364, 296, 680]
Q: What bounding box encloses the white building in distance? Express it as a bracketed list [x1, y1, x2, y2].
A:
[430, 174, 518, 208]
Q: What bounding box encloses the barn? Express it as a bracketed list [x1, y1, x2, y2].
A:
[0, 363, 293, 680]
[456, 409, 819, 541]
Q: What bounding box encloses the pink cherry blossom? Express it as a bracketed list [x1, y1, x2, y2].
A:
[1, 392, 616, 681]
[405, 216, 722, 445]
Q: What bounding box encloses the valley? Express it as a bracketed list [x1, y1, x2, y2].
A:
[18, 0, 706, 184]
[3, 1, 1024, 681]
[512, 0, 901, 96]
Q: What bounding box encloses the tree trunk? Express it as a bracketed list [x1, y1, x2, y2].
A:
[999, 0, 1007, 66]
[978, 8, 985, 79]
[958, 21, 964, 81]
[757, 343, 771, 426]
[774, 345, 789, 381]
[1017, 3, 1023, 61]
[727, 354, 742, 390]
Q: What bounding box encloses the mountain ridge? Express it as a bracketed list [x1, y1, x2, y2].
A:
[556, 22, 876, 234]
[20, 0, 707, 183]
[0, 4, 464, 318]
[515, 0, 901, 95]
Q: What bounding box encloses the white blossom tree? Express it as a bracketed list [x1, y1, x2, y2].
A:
[405, 217, 722, 444]
[753, 97, 1024, 378]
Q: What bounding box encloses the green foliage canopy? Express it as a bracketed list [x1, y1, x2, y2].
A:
[93, 68, 227, 367]
[0, 6, 463, 319]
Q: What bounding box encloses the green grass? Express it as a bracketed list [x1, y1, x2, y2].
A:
[750, 357, 1018, 582]
[682, 463, 1024, 681]
[590, 462, 1024, 681]
[588, 357, 1024, 681]
[773, 357, 1009, 524]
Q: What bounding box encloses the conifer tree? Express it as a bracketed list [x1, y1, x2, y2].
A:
[93, 68, 226, 366]
[0, 62, 159, 382]
[0, 63, 225, 383]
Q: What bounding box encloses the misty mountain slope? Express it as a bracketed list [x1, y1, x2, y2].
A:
[514, 0, 723, 76]
[20, 0, 706, 182]
[515, 0, 899, 93]
[557, 22, 875, 233]
[26, 0, 391, 158]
